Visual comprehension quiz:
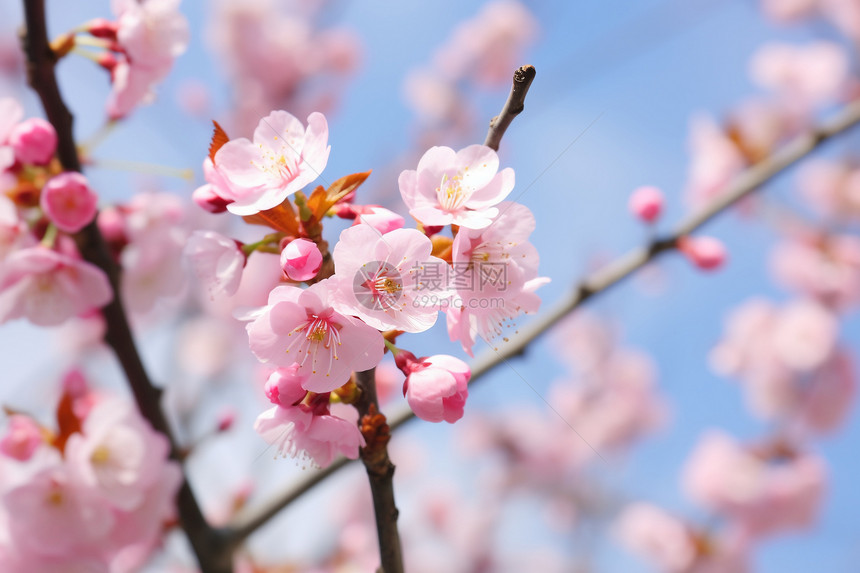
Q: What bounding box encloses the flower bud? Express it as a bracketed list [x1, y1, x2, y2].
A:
[264, 365, 309, 407]
[281, 238, 323, 281]
[9, 118, 57, 165]
[629, 185, 664, 223]
[679, 236, 727, 271]
[192, 184, 231, 213]
[0, 416, 43, 461]
[40, 172, 98, 233]
[400, 354, 470, 423]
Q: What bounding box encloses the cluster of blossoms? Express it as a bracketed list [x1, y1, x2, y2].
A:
[186, 109, 547, 467]
[404, 0, 537, 144]
[684, 36, 852, 207]
[0, 371, 181, 572]
[74, 0, 189, 119]
[613, 5, 860, 570]
[0, 98, 112, 326]
[208, 0, 360, 133]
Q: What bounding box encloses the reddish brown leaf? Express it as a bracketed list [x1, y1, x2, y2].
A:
[242, 199, 300, 235]
[208, 120, 230, 163]
[52, 387, 83, 454]
[312, 171, 372, 219]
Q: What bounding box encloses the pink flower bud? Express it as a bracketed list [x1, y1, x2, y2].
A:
[401, 354, 470, 423]
[97, 206, 126, 244]
[9, 118, 57, 165]
[40, 172, 98, 233]
[192, 184, 231, 213]
[86, 18, 118, 40]
[629, 186, 664, 223]
[217, 408, 236, 432]
[354, 205, 405, 235]
[264, 365, 309, 406]
[280, 238, 323, 281]
[679, 236, 727, 271]
[0, 415, 43, 461]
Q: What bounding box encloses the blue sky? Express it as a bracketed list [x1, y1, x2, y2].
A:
[1, 0, 859, 571]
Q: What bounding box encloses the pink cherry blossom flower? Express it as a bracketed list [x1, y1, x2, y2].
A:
[614, 503, 697, 572]
[39, 172, 99, 233]
[628, 186, 664, 223]
[114, 0, 190, 67]
[106, 59, 166, 120]
[679, 236, 727, 271]
[770, 234, 860, 309]
[185, 230, 245, 298]
[254, 399, 365, 468]
[615, 502, 751, 573]
[333, 223, 452, 332]
[264, 364, 309, 406]
[750, 41, 849, 107]
[0, 97, 23, 171]
[444, 203, 548, 355]
[684, 114, 746, 207]
[4, 466, 114, 557]
[682, 431, 826, 538]
[281, 238, 322, 281]
[241, 279, 384, 392]
[191, 158, 233, 213]
[710, 298, 843, 429]
[8, 118, 56, 165]
[65, 397, 172, 511]
[399, 144, 515, 229]
[0, 195, 33, 260]
[0, 416, 43, 461]
[396, 351, 470, 423]
[446, 276, 549, 357]
[450, 201, 540, 302]
[0, 247, 112, 326]
[432, 0, 538, 86]
[215, 110, 331, 216]
[353, 205, 405, 235]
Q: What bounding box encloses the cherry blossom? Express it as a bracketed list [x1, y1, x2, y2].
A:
[396, 351, 470, 423]
[241, 279, 385, 392]
[628, 185, 664, 223]
[682, 431, 826, 538]
[185, 230, 245, 298]
[0, 416, 43, 462]
[40, 172, 99, 233]
[332, 223, 452, 332]
[215, 110, 331, 215]
[444, 202, 548, 355]
[750, 41, 849, 107]
[399, 144, 515, 229]
[8, 118, 56, 165]
[65, 397, 172, 511]
[0, 247, 112, 326]
[254, 397, 365, 468]
[281, 238, 322, 282]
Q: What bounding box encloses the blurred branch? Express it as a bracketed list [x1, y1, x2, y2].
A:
[20, 4, 232, 573]
[484, 64, 536, 151]
[227, 96, 860, 543]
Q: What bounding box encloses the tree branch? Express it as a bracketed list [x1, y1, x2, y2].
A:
[226, 96, 860, 543]
[484, 64, 536, 151]
[20, 4, 232, 572]
[354, 368, 404, 573]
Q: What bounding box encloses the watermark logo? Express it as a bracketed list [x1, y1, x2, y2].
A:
[353, 261, 403, 311]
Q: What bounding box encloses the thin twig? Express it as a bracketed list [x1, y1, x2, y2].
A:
[484, 64, 536, 151]
[227, 96, 860, 543]
[19, 4, 232, 572]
